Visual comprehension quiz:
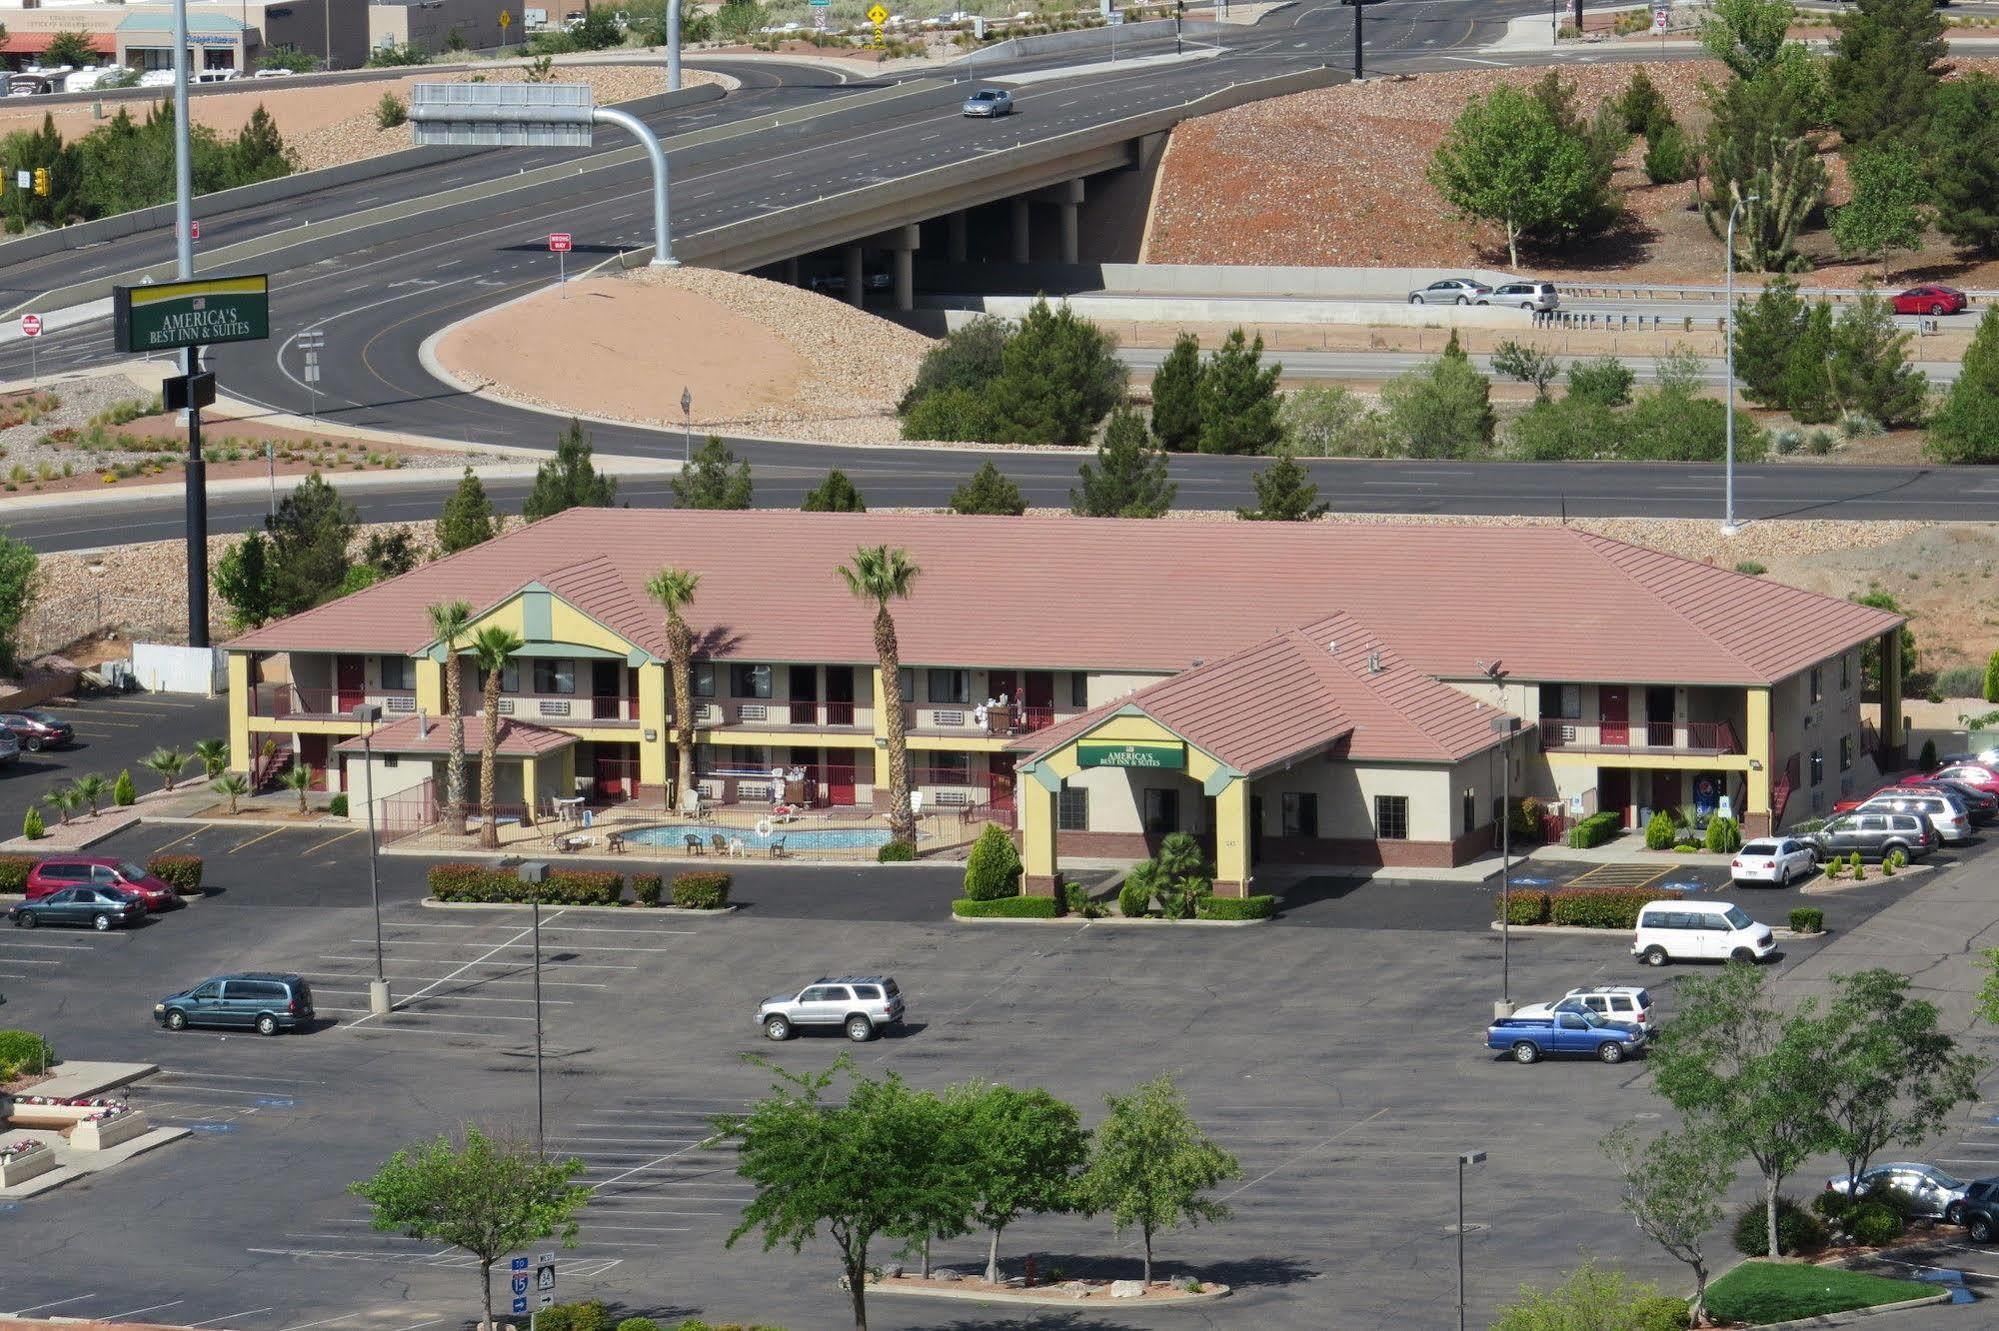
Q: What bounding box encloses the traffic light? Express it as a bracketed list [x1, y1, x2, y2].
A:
[31, 167, 48, 197]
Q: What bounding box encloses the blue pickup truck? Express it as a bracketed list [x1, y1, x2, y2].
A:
[1487, 1006, 1647, 1065]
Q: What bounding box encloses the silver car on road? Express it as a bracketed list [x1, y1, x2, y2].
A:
[962, 87, 1014, 117]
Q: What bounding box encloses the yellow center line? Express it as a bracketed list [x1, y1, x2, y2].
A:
[226, 825, 299, 854]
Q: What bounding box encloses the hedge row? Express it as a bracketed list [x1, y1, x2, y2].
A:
[0, 1029, 54, 1079]
[671, 872, 731, 909]
[1566, 810, 1623, 849]
[0, 855, 36, 892]
[1196, 895, 1278, 921]
[953, 896, 1060, 918]
[146, 855, 203, 892]
[1495, 886, 1684, 929]
[428, 863, 623, 906]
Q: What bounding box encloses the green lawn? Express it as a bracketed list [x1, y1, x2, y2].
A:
[1705, 1261, 1938, 1325]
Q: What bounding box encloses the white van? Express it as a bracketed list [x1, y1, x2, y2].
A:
[1632, 900, 1776, 967]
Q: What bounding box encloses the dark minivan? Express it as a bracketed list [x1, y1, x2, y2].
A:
[155, 973, 314, 1036]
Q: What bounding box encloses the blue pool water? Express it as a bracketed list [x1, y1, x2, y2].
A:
[623, 824, 894, 852]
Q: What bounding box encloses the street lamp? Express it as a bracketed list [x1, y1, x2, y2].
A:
[680, 386, 693, 464]
[517, 859, 550, 1158]
[1723, 192, 1760, 537]
[1457, 1149, 1487, 1331]
[352, 702, 390, 1016]
[1482, 663, 1520, 1019]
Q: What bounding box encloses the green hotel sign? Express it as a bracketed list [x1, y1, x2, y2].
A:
[1078, 741, 1185, 770]
[113, 274, 270, 354]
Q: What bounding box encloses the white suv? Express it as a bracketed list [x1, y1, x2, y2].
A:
[1479, 281, 1561, 312]
[758, 975, 904, 1042]
[1513, 985, 1654, 1031]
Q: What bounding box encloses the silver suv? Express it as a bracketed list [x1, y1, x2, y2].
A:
[1480, 281, 1561, 312]
[758, 975, 904, 1042]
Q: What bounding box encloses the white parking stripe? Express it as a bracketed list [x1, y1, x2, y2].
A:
[346, 913, 562, 1028]
[188, 1307, 277, 1326]
[7, 1297, 96, 1316]
[100, 1302, 185, 1321]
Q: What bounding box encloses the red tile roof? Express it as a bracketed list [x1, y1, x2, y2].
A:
[1017, 612, 1514, 771]
[333, 714, 576, 758]
[230, 511, 1900, 688]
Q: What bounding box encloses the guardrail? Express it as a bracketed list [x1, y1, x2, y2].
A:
[1552, 281, 1999, 304]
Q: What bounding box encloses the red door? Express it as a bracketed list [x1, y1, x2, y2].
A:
[1600, 768, 1632, 828]
[299, 733, 331, 791]
[989, 754, 1017, 817]
[335, 656, 365, 713]
[1023, 671, 1054, 731]
[826, 754, 857, 807]
[1599, 687, 1629, 747]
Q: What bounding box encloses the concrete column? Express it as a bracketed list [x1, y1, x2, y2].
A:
[947, 211, 968, 264]
[1020, 775, 1059, 896]
[522, 755, 540, 825]
[639, 662, 670, 794]
[1010, 198, 1030, 264]
[1880, 627, 1905, 766]
[1211, 777, 1251, 899]
[227, 653, 251, 774]
[1059, 201, 1079, 265]
[783, 256, 800, 287]
[1745, 686, 1772, 835]
[894, 246, 914, 312]
[843, 245, 865, 308]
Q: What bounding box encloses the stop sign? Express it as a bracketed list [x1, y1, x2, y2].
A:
[20, 314, 42, 338]
[548, 233, 573, 253]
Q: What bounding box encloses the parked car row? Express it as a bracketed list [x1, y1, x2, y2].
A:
[8, 856, 184, 930]
[1407, 277, 1562, 312]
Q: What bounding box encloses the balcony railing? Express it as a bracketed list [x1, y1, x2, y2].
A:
[488, 693, 637, 725]
[1541, 719, 1742, 756]
[682, 700, 867, 729]
[907, 704, 1059, 735]
[252, 684, 416, 719]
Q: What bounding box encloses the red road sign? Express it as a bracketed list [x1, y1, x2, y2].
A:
[20, 314, 42, 337]
[189, 220, 201, 241]
[549, 233, 573, 253]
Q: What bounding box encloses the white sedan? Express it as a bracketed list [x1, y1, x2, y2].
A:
[1730, 836, 1816, 887]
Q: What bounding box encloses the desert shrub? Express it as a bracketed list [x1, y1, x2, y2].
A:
[1789, 907, 1825, 934]
[1736, 560, 1767, 575]
[0, 855, 36, 891]
[145, 855, 203, 892]
[1549, 887, 1680, 929]
[1732, 1196, 1827, 1256]
[1850, 1202, 1904, 1246]
[113, 770, 136, 807]
[535, 1303, 614, 1331]
[0, 1028, 54, 1078]
[21, 807, 42, 840]
[1920, 737, 1938, 770]
[1118, 873, 1152, 918]
[375, 92, 408, 129]
[953, 895, 1060, 918]
[1885, 848, 1908, 871]
[1567, 810, 1622, 848]
[1643, 122, 1695, 183]
[1495, 888, 1550, 924]
[1195, 894, 1277, 921]
[1566, 355, 1636, 407]
[1933, 662, 1986, 699]
[1511, 796, 1545, 840]
[426, 863, 622, 906]
[617, 1320, 660, 1331]
[329, 793, 349, 817]
[670, 872, 730, 909]
[630, 873, 664, 907]
[1703, 815, 1742, 853]
[1644, 810, 1677, 850]
[1630, 1297, 1692, 1331]
[877, 841, 916, 863]
[1060, 879, 1104, 918]
[962, 822, 1022, 900]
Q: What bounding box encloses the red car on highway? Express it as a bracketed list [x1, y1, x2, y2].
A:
[1892, 285, 1969, 316]
[24, 858, 179, 911]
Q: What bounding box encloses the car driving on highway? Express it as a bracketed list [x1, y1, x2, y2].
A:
[1407, 277, 1490, 305]
[963, 88, 1014, 117]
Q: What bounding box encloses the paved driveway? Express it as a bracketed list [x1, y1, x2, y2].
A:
[0, 693, 227, 832]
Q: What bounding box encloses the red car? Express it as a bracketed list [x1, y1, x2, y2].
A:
[1831, 782, 1935, 815]
[25, 858, 178, 911]
[1892, 285, 1969, 317]
[1932, 761, 1999, 794]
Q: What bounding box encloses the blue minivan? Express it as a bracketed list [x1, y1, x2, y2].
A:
[155, 973, 315, 1036]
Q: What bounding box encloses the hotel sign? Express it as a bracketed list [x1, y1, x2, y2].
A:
[113, 274, 270, 354]
[1078, 741, 1184, 770]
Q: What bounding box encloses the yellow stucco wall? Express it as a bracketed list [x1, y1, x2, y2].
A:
[227, 654, 251, 774]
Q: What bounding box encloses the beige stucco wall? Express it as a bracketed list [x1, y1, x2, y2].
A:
[1771, 647, 1866, 824]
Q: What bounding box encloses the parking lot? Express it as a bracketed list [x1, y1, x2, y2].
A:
[0, 692, 227, 831]
[0, 809, 1993, 1330]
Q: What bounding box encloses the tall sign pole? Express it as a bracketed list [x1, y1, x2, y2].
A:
[171, 0, 207, 647]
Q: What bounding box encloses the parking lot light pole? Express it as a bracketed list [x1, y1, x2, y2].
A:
[517, 859, 550, 1158]
[353, 703, 390, 1016]
[1723, 192, 1759, 537]
[1482, 663, 1519, 1019]
[681, 387, 693, 464]
[1457, 1149, 1487, 1331]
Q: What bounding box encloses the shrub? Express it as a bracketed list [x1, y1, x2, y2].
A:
[1736, 560, 1767, 575]
[1644, 810, 1677, 850]
[877, 841, 916, 863]
[1885, 848, 1908, 871]
[1852, 851, 1867, 881]
[617, 1320, 660, 1331]
[375, 92, 408, 129]
[1920, 737, 1938, 770]
[1510, 796, 1545, 841]
[1496, 888, 1550, 924]
[329, 793, 349, 817]
[1567, 810, 1622, 848]
[1812, 1189, 1855, 1223]
[146, 855, 203, 892]
[1732, 1196, 1827, 1256]
[1196, 894, 1276, 920]
[630, 873, 664, 907]
[1060, 879, 1104, 918]
[1932, 662, 1985, 699]
[1881, 853, 1898, 876]
[1703, 815, 1742, 853]
[426, 863, 622, 906]
[1643, 122, 1695, 184]
[1850, 1202, 1904, 1246]
[0, 855, 36, 891]
[1118, 874, 1152, 918]
[670, 871, 730, 909]
[0, 1028, 54, 1078]
[1548, 887, 1680, 930]
[953, 895, 1060, 918]
[1788, 907, 1824, 934]
[1630, 1297, 1692, 1331]
[21, 807, 42, 840]
[1566, 356, 1635, 408]
[962, 823, 1022, 901]
[536, 1303, 613, 1331]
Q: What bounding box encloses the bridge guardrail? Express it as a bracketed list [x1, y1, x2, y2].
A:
[1551, 281, 1999, 304]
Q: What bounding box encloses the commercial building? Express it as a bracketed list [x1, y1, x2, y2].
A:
[365, 0, 508, 58]
[0, 0, 369, 75]
[224, 510, 1904, 893]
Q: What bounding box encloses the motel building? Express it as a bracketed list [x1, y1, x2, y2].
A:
[223, 510, 1905, 893]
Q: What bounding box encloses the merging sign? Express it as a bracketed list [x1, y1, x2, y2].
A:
[1077, 741, 1185, 770]
[113, 274, 270, 354]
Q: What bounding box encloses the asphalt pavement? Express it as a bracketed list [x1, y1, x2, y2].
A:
[0, 693, 228, 832]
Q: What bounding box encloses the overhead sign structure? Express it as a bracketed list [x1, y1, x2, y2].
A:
[1077, 741, 1185, 770]
[113, 274, 270, 354]
[410, 81, 595, 149]
[19, 314, 41, 338]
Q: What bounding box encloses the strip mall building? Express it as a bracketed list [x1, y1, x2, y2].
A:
[225, 510, 1905, 896]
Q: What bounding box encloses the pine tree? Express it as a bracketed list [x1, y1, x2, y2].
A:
[522, 419, 617, 519]
[1236, 451, 1329, 522]
[983, 299, 1127, 445]
[1616, 67, 1672, 136]
[1927, 307, 1999, 463]
[948, 461, 1027, 515]
[671, 436, 753, 510]
[434, 467, 498, 553]
[1195, 329, 1284, 455]
[1827, 287, 1927, 427]
[1072, 408, 1175, 518]
[1928, 73, 1999, 256]
[266, 472, 357, 616]
[228, 105, 295, 187]
[801, 468, 866, 512]
[1148, 333, 1203, 452]
[1828, 0, 1948, 149]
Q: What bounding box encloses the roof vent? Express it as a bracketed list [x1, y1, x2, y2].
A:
[1327, 639, 1338, 655]
[1367, 651, 1383, 674]
[417, 709, 428, 738]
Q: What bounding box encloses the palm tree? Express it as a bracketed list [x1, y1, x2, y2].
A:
[278, 764, 313, 816]
[643, 568, 701, 809]
[426, 600, 476, 834]
[469, 624, 527, 849]
[142, 746, 189, 791]
[837, 545, 922, 847]
[71, 774, 110, 817]
[193, 738, 230, 780]
[211, 773, 250, 815]
[41, 783, 81, 826]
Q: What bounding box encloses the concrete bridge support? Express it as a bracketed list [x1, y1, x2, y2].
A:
[843, 244, 865, 308]
[1010, 198, 1031, 264]
[887, 223, 920, 312]
[948, 211, 969, 264]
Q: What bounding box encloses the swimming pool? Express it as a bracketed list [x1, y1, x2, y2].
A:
[622, 824, 895, 852]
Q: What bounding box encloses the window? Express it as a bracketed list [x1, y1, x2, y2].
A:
[1071, 673, 1089, 708]
[1058, 787, 1089, 831]
[1840, 736, 1853, 772]
[1810, 667, 1823, 703]
[692, 662, 715, 697]
[1143, 788, 1179, 835]
[1375, 795, 1409, 841]
[1462, 789, 1476, 836]
[851, 985, 882, 999]
[729, 664, 772, 699]
[926, 752, 972, 783]
[1810, 749, 1824, 786]
[1281, 791, 1319, 838]
[533, 660, 575, 696]
[483, 661, 520, 693]
[1538, 683, 1582, 720]
[1841, 653, 1852, 691]
[928, 669, 970, 705]
[379, 656, 413, 691]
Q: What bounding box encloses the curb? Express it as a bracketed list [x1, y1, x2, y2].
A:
[866, 1279, 1229, 1308]
[420, 896, 737, 917]
[1743, 1290, 1952, 1329]
[1804, 864, 1933, 893]
[951, 911, 1267, 927]
[376, 841, 951, 868]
